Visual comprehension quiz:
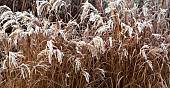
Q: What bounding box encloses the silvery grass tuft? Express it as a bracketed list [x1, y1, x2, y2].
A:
[0, 0, 169, 87]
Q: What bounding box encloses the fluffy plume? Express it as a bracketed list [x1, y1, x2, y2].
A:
[8, 51, 24, 68]
[82, 70, 90, 83]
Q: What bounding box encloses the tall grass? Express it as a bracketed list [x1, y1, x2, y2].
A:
[0, 0, 169, 88]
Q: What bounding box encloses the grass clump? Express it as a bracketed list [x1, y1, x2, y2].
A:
[0, 0, 169, 88]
